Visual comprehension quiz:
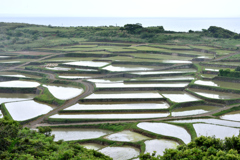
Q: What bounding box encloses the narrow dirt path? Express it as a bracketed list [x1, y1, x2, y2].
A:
[24, 81, 94, 128]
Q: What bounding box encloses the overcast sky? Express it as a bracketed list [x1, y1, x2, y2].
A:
[0, 0, 239, 17]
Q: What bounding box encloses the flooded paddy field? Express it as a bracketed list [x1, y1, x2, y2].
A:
[5, 100, 53, 121]
[204, 61, 240, 66]
[95, 82, 189, 88]
[193, 123, 240, 139]
[64, 101, 170, 111]
[201, 74, 216, 78]
[0, 71, 42, 79]
[80, 143, 105, 150]
[0, 93, 36, 104]
[45, 66, 72, 71]
[170, 118, 240, 128]
[63, 61, 109, 68]
[128, 76, 195, 81]
[171, 105, 220, 116]
[204, 68, 219, 72]
[0, 80, 40, 88]
[58, 73, 101, 79]
[161, 91, 201, 103]
[130, 69, 196, 75]
[0, 56, 13, 58]
[125, 53, 193, 60]
[189, 88, 240, 99]
[104, 130, 150, 142]
[49, 112, 170, 120]
[87, 78, 125, 83]
[0, 59, 29, 63]
[194, 80, 240, 90]
[84, 91, 163, 99]
[220, 110, 240, 122]
[144, 139, 179, 156]
[137, 122, 191, 144]
[41, 57, 98, 62]
[51, 128, 113, 141]
[99, 146, 139, 160]
[43, 84, 83, 100]
[102, 64, 157, 72]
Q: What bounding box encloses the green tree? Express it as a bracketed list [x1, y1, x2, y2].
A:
[0, 117, 21, 151]
[140, 136, 240, 160]
[123, 23, 143, 34]
[38, 126, 52, 137]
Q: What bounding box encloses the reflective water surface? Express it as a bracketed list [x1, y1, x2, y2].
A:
[161, 91, 200, 103]
[99, 146, 139, 160]
[81, 143, 104, 150]
[104, 130, 150, 142]
[169, 118, 240, 128]
[137, 122, 191, 144]
[190, 88, 240, 99]
[221, 110, 240, 122]
[85, 91, 162, 99]
[50, 112, 170, 119]
[144, 139, 179, 156]
[0, 93, 36, 104]
[5, 100, 53, 121]
[171, 105, 220, 116]
[65, 102, 170, 110]
[193, 123, 240, 139]
[63, 61, 109, 67]
[51, 128, 113, 141]
[95, 82, 189, 88]
[43, 84, 83, 100]
[0, 80, 40, 88]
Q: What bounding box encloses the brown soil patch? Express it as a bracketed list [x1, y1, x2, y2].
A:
[10, 51, 56, 55]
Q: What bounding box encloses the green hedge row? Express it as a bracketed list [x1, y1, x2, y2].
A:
[219, 68, 240, 78]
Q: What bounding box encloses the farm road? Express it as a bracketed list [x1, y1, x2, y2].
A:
[24, 81, 94, 128]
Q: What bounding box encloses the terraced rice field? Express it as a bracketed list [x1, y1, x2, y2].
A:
[1, 42, 240, 158]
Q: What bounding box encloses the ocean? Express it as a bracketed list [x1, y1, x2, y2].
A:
[0, 17, 239, 33]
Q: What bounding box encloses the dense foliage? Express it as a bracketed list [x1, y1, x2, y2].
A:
[219, 68, 240, 78]
[202, 26, 240, 39]
[140, 135, 240, 160]
[0, 117, 112, 160]
[0, 22, 239, 51]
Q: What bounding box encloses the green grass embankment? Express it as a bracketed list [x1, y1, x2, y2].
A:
[169, 100, 206, 111]
[189, 84, 240, 94]
[213, 105, 240, 116]
[186, 88, 240, 105]
[34, 87, 65, 106]
[1, 103, 13, 120]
